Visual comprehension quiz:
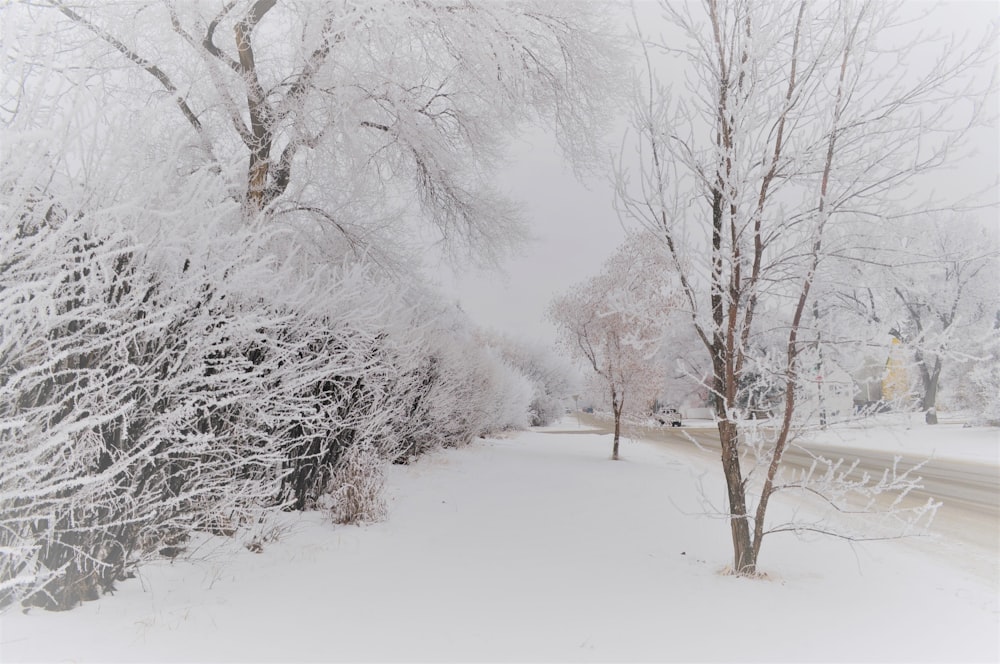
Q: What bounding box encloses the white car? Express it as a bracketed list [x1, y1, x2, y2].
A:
[655, 407, 682, 427]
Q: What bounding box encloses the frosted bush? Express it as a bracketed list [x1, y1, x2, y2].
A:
[0, 186, 542, 608]
[966, 349, 1000, 426]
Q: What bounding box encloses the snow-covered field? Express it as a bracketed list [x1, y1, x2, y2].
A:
[2, 421, 997, 662]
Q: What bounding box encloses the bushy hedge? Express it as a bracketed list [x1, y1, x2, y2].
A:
[0, 182, 533, 611]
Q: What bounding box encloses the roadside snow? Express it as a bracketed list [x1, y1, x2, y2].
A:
[2, 424, 997, 662]
[801, 413, 1000, 465]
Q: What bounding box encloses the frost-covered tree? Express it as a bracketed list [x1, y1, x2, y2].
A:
[615, 0, 994, 574]
[876, 219, 996, 419]
[959, 314, 1000, 425]
[821, 215, 999, 421]
[550, 232, 678, 459]
[19, 0, 622, 264]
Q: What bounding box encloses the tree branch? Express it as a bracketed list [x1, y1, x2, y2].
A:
[47, 0, 210, 154]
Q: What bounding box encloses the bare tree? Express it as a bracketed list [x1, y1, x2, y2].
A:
[615, 0, 995, 574]
[550, 232, 678, 459]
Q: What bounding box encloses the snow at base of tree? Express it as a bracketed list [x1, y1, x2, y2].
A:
[2, 421, 996, 662]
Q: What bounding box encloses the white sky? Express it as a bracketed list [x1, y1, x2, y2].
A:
[436, 128, 626, 345]
[436, 0, 1000, 347]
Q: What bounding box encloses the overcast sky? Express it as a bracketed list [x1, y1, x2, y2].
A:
[436, 128, 626, 346]
[436, 0, 1000, 347]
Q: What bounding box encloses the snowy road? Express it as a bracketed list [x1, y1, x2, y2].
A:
[573, 413, 1000, 568]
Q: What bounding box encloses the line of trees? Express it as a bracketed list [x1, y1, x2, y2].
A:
[827, 215, 999, 421]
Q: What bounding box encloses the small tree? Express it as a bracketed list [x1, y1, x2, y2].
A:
[550, 232, 677, 459]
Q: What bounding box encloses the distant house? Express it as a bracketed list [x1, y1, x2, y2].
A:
[882, 336, 911, 403]
[849, 337, 914, 414]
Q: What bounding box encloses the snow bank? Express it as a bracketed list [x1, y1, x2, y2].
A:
[2, 426, 996, 662]
[804, 413, 1000, 465]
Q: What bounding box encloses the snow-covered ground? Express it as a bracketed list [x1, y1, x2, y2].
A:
[2, 421, 997, 662]
[802, 412, 1000, 465]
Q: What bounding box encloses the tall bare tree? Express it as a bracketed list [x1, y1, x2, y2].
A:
[615, 0, 996, 574]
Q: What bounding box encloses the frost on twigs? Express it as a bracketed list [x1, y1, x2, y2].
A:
[732, 423, 941, 545]
[767, 448, 941, 542]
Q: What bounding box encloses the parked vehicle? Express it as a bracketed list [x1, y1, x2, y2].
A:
[654, 407, 682, 427]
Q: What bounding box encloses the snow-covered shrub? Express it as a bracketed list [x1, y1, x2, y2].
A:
[488, 334, 578, 426]
[384, 306, 537, 460]
[423, 325, 533, 445]
[0, 215, 163, 607]
[0, 151, 355, 608]
[948, 326, 1000, 426]
[476, 350, 535, 433]
[0, 171, 543, 609]
[0, 189, 294, 608]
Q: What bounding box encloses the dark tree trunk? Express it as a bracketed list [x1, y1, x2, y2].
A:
[611, 387, 622, 460]
[717, 414, 755, 574]
[612, 413, 621, 460]
[917, 352, 942, 421]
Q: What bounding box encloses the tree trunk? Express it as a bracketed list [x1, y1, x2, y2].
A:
[609, 385, 624, 460]
[234, 1, 278, 217]
[918, 353, 942, 421]
[612, 409, 621, 460]
[717, 417, 756, 574]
